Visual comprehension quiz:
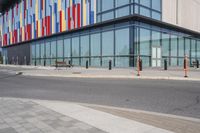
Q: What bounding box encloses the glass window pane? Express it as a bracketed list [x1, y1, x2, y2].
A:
[102, 0, 114, 11]
[152, 11, 161, 20]
[178, 37, 184, 57]
[64, 38, 71, 58]
[46, 42, 51, 58]
[31, 44, 35, 59]
[152, 31, 161, 47]
[197, 41, 200, 58]
[72, 37, 80, 57]
[36, 43, 40, 58]
[115, 28, 129, 55]
[140, 7, 151, 17]
[41, 43, 45, 59]
[102, 12, 114, 21]
[116, 6, 130, 18]
[91, 57, 101, 67]
[171, 35, 178, 57]
[91, 33, 101, 56]
[152, 0, 161, 11]
[51, 41, 57, 58]
[171, 58, 177, 66]
[185, 38, 191, 57]
[57, 40, 63, 58]
[102, 30, 114, 56]
[80, 35, 89, 57]
[140, 28, 150, 56]
[191, 40, 196, 58]
[97, 0, 101, 13]
[140, 0, 151, 8]
[162, 33, 170, 57]
[115, 57, 129, 67]
[116, 0, 129, 7]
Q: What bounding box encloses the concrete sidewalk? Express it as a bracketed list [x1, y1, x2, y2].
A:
[1, 64, 200, 81]
[1, 98, 200, 133]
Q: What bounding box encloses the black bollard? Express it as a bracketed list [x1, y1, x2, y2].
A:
[68, 60, 71, 67]
[34, 60, 36, 66]
[109, 60, 112, 70]
[44, 60, 46, 66]
[197, 60, 199, 68]
[86, 60, 89, 69]
[139, 59, 143, 71]
[164, 59, 168, 70]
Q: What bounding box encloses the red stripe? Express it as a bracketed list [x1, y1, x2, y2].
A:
[60, 11, 62, 32]
[73, 5, 76, 28]
[30, 0, 32, 7]
[42, 19, 44, 36]
[68, 7, 71, 30]
[77, 4, 80, 28]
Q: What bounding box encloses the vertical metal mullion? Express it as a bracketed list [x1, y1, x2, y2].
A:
[89, 31, 91, 66]
[169, 34, 171, 66]
[70, 36, 72, 64]
[100, 28, 102, 66]
[130, 21, 134, 67]
[79, 34, 81, 66]
[177, 37, 179, 66]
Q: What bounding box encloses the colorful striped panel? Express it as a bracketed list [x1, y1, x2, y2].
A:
[0, 0, 96, 46]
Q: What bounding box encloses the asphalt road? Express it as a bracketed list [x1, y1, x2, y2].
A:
[0, 71, 200, 119]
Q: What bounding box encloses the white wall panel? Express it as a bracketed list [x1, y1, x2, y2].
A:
[162, 0, 200, 32]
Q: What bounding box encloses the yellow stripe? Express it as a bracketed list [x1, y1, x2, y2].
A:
[35, 0, 38, 21]
[70, 0, 73, 7]
[83, 0, 87, 26]
[62, 10, 66, 31]
[58, 0, 61, 11]
[10, 32, 12, 44]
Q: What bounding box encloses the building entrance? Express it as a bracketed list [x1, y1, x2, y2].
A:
[152, 47, 161, 67]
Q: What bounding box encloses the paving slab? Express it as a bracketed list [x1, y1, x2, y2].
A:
[0, 98, 105, 133]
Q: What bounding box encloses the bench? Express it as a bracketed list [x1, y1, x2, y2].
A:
[55, 61, 73, 68]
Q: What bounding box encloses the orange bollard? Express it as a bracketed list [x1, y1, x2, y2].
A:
[137, 56, 140, 76]
[184, 55, 189, 78]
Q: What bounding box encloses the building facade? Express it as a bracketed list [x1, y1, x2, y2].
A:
[0, 0, 200, 68]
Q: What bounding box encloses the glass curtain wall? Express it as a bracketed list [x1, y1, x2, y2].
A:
[97, 0, 162, 22]
[31, 21, 200, 68]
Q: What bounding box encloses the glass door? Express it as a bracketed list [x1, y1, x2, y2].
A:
[152, 47, 161, 67]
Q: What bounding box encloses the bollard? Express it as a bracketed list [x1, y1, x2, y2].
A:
[34, 60, 36, 66]
[109, 60, 112, 70]
[196, 60, 199, 69]
[139, 58, 143, 71]
[68, 60, 71, 67]
[86, 60, 89, 69]
[164, 59, 168, 70]
[137, 56, 140, 76]
[184, 55, 189, 78]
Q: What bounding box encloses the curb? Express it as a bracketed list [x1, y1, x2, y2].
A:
[21, 72, 200, 81]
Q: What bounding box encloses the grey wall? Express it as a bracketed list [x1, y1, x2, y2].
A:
[7, 43, 30, 65]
